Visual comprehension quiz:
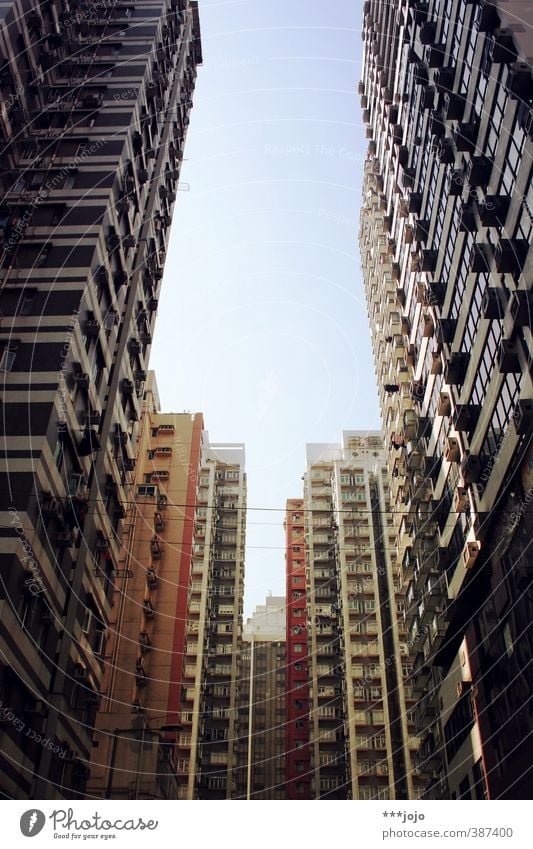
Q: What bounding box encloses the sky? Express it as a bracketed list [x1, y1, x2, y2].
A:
[150, 0, 380, 616]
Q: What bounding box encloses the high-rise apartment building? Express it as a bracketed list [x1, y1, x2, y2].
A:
[359, 0, 532, 798]
[88, 375, 204, 799]
[0, 0, 201, 799]
[243, 592, 285, 638]
[303, 432, 422, 800]
[236, 596, 286, 800]
[285, 499, 312, 800]
[179, 442, 246, 800]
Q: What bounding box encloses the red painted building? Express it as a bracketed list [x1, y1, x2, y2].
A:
[285, 499, 311, 799]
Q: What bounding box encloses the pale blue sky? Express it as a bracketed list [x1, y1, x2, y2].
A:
[151, 0, 380, 615]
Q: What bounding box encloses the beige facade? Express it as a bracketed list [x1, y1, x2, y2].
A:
[236, 617, 287, 800]
[244, 594, 286, 639]
[178, 443, 246, 799]
[359, 0, 533, 798]
[304, 432, 423, 799]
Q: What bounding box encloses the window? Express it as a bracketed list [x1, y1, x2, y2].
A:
[472, 760, 487, 800]
[470, 323, 503, 409]
[294, 643, 303, 653]
[459, 775, 472, 800]
[503, 621, 514, 658]
[81, 608, 92, 635]
[137, 485, 156, 497]
[19, 291, 36, 315]
[478, 373, 522, 468]
[53, 439, 65, 471]
[0, 342, 18, 372]
[93, 628, 105, 656]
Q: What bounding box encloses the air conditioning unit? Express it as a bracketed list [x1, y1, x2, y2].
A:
[482, 286, 506, 319]
[139, 631, 151, 651]
[461, 454, 482, 484]
[430, 351, 442, 375]
[74, 372, 90, 389]
[506, 62, 533, 99]
[498, 339, 521, 374]
[454, 487, 470, 513]
[513, 399, 533, 436]
[422, 314, 435, 338]
[452, 404, 479, 433]
[445, 437, 460, 463]
[463, 541, 480, 570]
[42, 497, 64, 521]
[495, 238, 528, 275]
[425, 281, 445, 307]
[95, 536, 109, 553]
[479, 196, 510, 228]
[491, 28, 517, 64]
[445, 351, 470, 385]
[84, 319, 100, 337]
[456, 680, 471, 698]
[468, 156, 493, 189]
[436, 317, 457, 345]
[57, 531, 74, 547]
[74, 664, 88, 680]
[454, 119, 479, 153]
[508, 289, 533, 326]
[437, 391, 451, 417]
[449, 169, 465, 196]
[114, 271, 128, 289]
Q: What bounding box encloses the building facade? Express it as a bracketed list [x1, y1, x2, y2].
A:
[359, 0, 533, 798]
[236, 596, 286, 800]
[178, 443, 246, 800]
[0, 0, 201, 798]
[285, 499, 312, 799]
[303, 432, 422, 800]
[88, 375, 204, 799]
